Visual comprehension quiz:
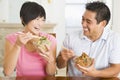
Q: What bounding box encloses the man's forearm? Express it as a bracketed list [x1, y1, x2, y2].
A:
[56, 55, 67, 69]
[96, 64, 120, 77]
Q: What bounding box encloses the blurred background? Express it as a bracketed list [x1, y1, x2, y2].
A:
[0, 0, 120, 77]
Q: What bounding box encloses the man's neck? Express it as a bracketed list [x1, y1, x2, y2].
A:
[88, 31, 103, 42]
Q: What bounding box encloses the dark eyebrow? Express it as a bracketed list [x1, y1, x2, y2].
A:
[82, 16, 92, 22]
[86, 19, 91, 22]
[82, 16, 84, 19]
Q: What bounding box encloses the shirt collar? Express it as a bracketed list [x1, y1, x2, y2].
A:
[79, 31, 88, 40]
[100, 26, 111, 41]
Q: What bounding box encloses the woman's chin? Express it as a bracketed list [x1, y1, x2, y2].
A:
[33, 33, 39, 36]
[30, 30, 39, 35]
[29, 28, 41, 35]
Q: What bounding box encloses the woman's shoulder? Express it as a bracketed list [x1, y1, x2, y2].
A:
[6, 32, 22, 44]
[6, 32, 22, 39]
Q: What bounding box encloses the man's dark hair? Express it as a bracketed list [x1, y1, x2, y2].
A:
[86, 1, 111, 25]
[20, 1, 46, 26]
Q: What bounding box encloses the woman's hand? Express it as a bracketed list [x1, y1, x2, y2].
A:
[16, 32, 34, 46]
[37, 45, 55, 63]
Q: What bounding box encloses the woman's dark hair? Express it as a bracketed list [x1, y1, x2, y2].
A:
[20, 1, 46, 26]
[86, 1, 111, 25]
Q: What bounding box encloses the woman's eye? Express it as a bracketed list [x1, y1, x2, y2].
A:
[42, 19, 45, 21]
[36, 18, 39, 20]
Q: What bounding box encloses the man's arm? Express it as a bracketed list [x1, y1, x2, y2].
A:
[76, 62, 120, 77]
[56, 48, 74, 69]
[96, 64, 120, 77]
[56, 52, 67, 69]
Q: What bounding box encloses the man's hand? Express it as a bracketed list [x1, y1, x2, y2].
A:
[60, 47, 75, 62]
[75, 59, 99, 77]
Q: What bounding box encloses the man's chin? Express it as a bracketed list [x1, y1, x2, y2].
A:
[83, 32, 89, 36]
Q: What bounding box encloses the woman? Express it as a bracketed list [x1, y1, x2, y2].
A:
[3, 1, 56, 76]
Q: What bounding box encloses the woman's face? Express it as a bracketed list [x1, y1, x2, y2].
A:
[25, 16, 45, 35]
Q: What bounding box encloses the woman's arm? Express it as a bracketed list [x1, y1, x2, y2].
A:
[46, 45, 56, 75]
[3, 32, 34, 76]
[3, 39, 21, 76]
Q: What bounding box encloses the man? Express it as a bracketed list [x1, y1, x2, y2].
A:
[57, 1, 120, 77]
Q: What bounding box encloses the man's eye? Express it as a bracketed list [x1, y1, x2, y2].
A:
[87, 21, 91, 24]
[82, 18, 84, 21]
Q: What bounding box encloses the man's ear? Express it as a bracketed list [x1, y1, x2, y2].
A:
[100, 20, 107, 27]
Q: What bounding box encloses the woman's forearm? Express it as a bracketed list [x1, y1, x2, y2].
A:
[3, 44, 21, 76]
[46, 60, 56, 75]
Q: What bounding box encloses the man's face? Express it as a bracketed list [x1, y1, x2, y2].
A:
[81, 10, 104, 39]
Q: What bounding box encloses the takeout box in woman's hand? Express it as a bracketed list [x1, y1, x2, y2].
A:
[31, 36, 51, 52]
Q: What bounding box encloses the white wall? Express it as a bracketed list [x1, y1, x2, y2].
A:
[52, 0, 66, 55]
[0, 0, 9, 22]
[112, 0, 120, 33]
[41, 0, 66, 55]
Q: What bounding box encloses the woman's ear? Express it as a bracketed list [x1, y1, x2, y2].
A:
[20, 17, 25, 26]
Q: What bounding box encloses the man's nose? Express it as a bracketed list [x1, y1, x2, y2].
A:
[82, 21, 87, 27]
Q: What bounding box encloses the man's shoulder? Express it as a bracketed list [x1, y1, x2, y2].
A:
[104, 27, 120, 39]
[106, 30, 120, 43]
[108, 30, 120, 38]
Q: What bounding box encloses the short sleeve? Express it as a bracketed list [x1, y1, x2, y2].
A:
[48, 35, 57, 50]
[5, 33, 17, 45]
[109, 34, 120, 64]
